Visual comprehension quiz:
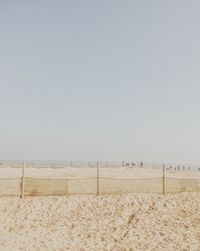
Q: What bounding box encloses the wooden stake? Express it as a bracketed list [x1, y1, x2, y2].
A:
[97, 162, 100, 196]
[21, 161, 25, 199]
[163, 164, 166, 195]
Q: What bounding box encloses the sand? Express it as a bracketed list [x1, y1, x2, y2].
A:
[0, 193, 200, 251]
[1, 166, 200, 179]
[0, 166, 200, 250]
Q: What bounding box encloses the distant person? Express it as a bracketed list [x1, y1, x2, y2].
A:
[131, 161, 135, 167]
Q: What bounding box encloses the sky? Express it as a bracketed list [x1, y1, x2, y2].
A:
[0, 1, 200, 164]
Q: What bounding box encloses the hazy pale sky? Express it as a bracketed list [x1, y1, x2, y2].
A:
[0, 1, 200, 163]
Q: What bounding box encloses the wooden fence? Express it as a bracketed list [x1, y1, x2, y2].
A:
[0, 162, 200, 197]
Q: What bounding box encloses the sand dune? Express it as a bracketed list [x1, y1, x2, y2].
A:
[0, 192, 200, 250]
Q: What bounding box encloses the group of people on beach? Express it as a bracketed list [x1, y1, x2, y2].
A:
[122, 161, 143, 167]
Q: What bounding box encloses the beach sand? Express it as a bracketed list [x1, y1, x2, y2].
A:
[0, 192, 200, 250]
[0, 166, 200, 250]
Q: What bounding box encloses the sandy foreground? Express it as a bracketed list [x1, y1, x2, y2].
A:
[0, 193, 200, 251]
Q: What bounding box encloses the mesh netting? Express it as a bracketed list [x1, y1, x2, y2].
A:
[21, 177, 200, 196]
[99, 178, 163, 194]
[24, 178, 68, 196]
[166, 178, 200, 193]
[24, 177, 97, 196]
[0, 178, 21, 196]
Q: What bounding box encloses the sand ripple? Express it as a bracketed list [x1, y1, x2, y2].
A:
[0, 193, 200, 250]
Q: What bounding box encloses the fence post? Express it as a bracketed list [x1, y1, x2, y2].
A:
[97, 161, 100, 196]
[163, 164, 166, 195]
[21, 161, 25, 199]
